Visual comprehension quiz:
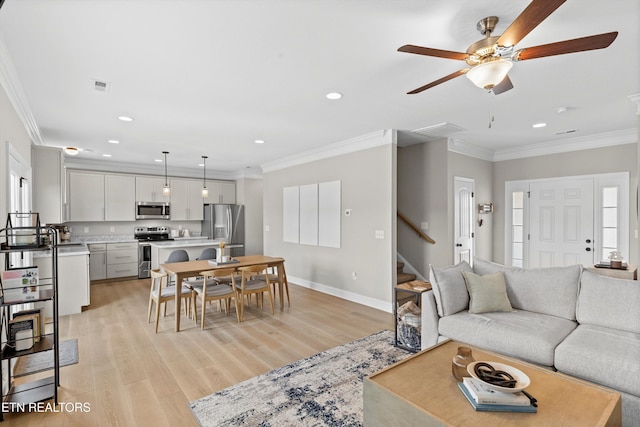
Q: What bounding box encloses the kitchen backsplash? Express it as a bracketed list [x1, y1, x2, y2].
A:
[64, 221, 202, 239]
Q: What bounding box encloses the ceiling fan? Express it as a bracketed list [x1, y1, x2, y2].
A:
[398, 0, 618, 95]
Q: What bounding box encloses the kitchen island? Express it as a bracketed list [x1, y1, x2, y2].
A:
[150, 239, 243, 269]
[33, 243, 90, 317]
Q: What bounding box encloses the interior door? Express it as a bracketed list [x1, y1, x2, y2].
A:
[454, 177, 474, 265]
[528, 178, 594, 267]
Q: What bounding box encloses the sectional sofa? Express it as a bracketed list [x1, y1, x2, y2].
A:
[421, 258, 640, 426]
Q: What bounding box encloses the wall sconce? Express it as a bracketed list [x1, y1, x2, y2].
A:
[478, 203, 493, 227]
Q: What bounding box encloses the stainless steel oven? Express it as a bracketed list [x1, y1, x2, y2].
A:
[135, 226, 172, 278]
[138, 242, 152, 279]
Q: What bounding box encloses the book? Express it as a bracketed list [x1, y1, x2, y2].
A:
[8, 318, 36, 350]
[463, 377, 530, 406]
[458, 382, 537, 413]
[13, 307, 46, 342]
[12, 312, 41, 343]
[0, 267, 39, 302]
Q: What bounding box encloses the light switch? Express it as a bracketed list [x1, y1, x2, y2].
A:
[265, 225, 270, 232]
[421, 221, 428, 230]
[375, 230, 384, 239]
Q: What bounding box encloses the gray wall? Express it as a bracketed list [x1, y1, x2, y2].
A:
[397, 140, 493, 275]
[493, 143, 639, 264]
[236, 178, 263, 255]
[263, 135, 396, 310]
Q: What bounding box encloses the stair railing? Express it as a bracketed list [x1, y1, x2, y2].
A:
[397, 211, 436, 244]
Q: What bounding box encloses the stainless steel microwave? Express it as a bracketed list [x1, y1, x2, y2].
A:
[136, 202, 170, 220]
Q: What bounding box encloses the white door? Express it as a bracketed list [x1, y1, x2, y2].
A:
[454, 177, 474, 264]
[529, 178, 594, 267]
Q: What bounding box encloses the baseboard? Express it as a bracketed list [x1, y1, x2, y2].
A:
[288, 275, 392, 313]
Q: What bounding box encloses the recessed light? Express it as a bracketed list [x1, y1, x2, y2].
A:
[118, 116, 134, 122]
[63, 147, 79, 156]
[532, 122, 547, 128]
[326, 92, 342, 100]
[108, 139, 120, 144]
[102, 154, 112, 157]
[555, 106, 569, 114]
[154, 159, 163, 162]
[254, 139, 265, 144]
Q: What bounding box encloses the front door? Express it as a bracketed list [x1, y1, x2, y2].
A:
[528, 178, 594, 267]
[454, 177, 474, 265]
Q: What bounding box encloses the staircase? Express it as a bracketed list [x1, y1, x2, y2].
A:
[397, 262, 416, 284]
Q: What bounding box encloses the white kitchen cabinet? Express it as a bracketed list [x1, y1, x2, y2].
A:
[88, 243, 107, 281]
[35, 253, 90, 316]
[105, 174, 136, 221]
[204, 180, 236, 204]
[68, 172, 136, 222]
[68, 171, 105, 221]
[32, 146, 66, 224]
[136, 176, 170, 203]
[170, 178, 204, 221]
[106, 242, 138, 278]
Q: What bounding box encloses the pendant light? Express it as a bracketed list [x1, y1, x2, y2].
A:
[201, 155, 209, 197]
[162, 151, 171, 196]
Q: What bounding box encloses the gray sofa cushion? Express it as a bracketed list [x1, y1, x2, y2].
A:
[429, 261, 472, 317]
[555, 324, 640, 397]
[438, 309, 577, 367]
[473, 258, 580, 320]
[578, 270, 640, 334]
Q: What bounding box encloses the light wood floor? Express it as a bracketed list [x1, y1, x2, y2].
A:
[5, 277, 393, 426]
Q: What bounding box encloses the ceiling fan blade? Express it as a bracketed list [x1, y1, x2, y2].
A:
[407, 69, 469, 94]
[492, 75, 514, 95]
[497, 0, 567, 47]
[398, 45, 468, 61]
[513, 32, 618, 61]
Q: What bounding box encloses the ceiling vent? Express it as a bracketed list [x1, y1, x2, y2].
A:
[412, 122, 466, 141]
[92, 80, 111, 92]
[555, 129, 578, 135]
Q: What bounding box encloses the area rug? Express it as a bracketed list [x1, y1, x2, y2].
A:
[189, 330, 412, 427]
[13, 338, 79, 377]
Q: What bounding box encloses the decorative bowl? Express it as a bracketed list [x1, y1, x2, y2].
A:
[467, 361, 531, 393]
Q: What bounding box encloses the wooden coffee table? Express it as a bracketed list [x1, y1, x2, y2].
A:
[364, 340, 621, 426]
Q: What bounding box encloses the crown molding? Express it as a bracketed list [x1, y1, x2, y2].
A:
[447, 138, 494, 161]
[64, 157, 239, 181]
[261, 129, 396, 173]
[492, 128, 637, 162]
[0, 34, 43, 145]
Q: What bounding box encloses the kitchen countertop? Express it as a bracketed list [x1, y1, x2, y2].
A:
[33, 243, 90, 257]
[149, 239, 242, 249]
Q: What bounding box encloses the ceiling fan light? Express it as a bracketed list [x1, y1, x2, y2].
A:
[466, 59, 513, 90]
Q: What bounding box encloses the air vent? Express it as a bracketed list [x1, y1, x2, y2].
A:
[412, 122, 466, 140]
[555, 129, 578, 135]
[92, 80, 111, 92]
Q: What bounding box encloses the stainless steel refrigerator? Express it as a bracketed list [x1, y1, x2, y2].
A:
[202, 204, 245, 256]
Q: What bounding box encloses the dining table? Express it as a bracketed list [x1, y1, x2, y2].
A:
[160, 255, 288, 332]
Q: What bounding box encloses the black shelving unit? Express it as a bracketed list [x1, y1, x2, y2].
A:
[0, 223, 58, 420]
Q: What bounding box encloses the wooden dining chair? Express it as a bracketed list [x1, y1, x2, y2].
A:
[235, 264, 274, 322]
[191, 268, 239, 329]
[255, 263, 290, 307]
[148, 269, 193, 333]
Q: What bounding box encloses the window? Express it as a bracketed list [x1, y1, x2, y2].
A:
[601, 186, 619, 260]
[511, 191, 525, 267]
